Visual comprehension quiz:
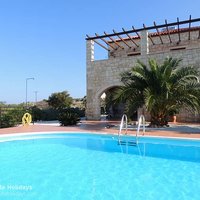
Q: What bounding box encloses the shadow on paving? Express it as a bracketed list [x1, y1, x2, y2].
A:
[161, 125, 200, 133]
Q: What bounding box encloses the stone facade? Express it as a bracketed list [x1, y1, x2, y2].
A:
[86, 28, 200, 121]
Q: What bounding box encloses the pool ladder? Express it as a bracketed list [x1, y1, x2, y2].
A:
[118, 114, 145, 146]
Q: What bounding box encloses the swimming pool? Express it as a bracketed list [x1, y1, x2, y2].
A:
[0, 132, 200, 200]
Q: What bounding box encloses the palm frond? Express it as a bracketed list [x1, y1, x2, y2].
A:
[114, 57, 200, 126]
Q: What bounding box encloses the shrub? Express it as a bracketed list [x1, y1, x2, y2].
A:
[41, 108, 59, 121]
[0, 107, 26, 128]
[58, 108, 80, 126]
[30, 106, 43, 121]
[72, 107, 85, 118]
[0, 113, 16, 128]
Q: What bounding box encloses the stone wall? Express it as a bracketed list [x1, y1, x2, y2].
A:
[109, 30, 200, 58]
[86, 29, 200, 121]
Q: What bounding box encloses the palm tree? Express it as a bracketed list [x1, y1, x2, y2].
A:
[114, 57, 200, 127]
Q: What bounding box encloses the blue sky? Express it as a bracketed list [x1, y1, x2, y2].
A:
[0, 0, 199, 104]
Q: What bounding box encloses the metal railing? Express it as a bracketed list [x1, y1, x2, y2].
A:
[118, 114, 145, 145]
[135, 115, 145, 144]
[118, 114, 128, 143]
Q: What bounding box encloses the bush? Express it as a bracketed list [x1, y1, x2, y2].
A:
[30, 106, 59, 122]
[0, 113, 17, 128]
[72, 107, 85, 118]
[58, 108, 80, 126]
[0, 107, 26, 128]
[40, 108, 59, 121]
[30, 106, 43, 121]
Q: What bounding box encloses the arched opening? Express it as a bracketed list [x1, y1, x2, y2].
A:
[99, 86, 137, 120]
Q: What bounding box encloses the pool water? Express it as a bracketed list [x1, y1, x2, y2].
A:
[0, 133, 200, 200]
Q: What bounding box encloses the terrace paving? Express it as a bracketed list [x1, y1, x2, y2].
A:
[0, 120, 200, 139]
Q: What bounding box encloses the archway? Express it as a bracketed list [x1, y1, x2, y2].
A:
[99, 86, 125, 120]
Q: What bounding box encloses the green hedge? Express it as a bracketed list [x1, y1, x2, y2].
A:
[0, 107, 26, 128]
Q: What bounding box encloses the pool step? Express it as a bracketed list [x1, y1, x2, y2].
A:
[118, 140, 137, 146]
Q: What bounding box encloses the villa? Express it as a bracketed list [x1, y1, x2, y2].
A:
[86, 16, 200, 122]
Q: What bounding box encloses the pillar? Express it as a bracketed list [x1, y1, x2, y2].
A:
[86, 40, 94, 63]
[140, 30, 149, 55]
[86, 40, 101, 120]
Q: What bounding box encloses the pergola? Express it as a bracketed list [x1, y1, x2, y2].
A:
[86, 16, 200, 51]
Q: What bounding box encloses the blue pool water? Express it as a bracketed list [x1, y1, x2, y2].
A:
[0, 133, 200, 200]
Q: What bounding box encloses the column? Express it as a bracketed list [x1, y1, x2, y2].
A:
[86, 40, 94, 64]
[140, 30, 149, 55]
[86, 40, 101, 120]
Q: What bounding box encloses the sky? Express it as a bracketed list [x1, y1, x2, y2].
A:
[0, 0, 199, 104]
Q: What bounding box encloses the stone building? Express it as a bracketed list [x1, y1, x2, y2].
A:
[86, 17, 200, 122]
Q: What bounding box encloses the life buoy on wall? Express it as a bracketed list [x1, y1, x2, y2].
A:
[22, 113, 32, 125]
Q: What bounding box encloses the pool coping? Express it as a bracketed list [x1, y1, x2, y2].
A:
[0, 131, 200, 142]
[0, 120, 200, 140]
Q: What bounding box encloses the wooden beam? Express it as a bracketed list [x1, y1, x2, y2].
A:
[132, 26, 140, 38]
[143, 24, 155, 45]
[199, 27, 200, 39]
[165, 19, 172, 43]
[95, 33, 116, 50]
[86, 35, 110, 51]
[154, 21, 163, 44]
[104, 32, 124, 49]
[113, 29, 131, 48]
[93, 39, 110, 51]
[122, 28, 139, 47]
[177, 17, 181, 43]
[188, 15, 192, 40]
[86, 34, 90, 39]
[86, 17, 200, 40]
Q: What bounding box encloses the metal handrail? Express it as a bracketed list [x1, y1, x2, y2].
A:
[136, 115, 145, 144]
[118, 114, 145, 145]
[118, 114, 128, 143]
